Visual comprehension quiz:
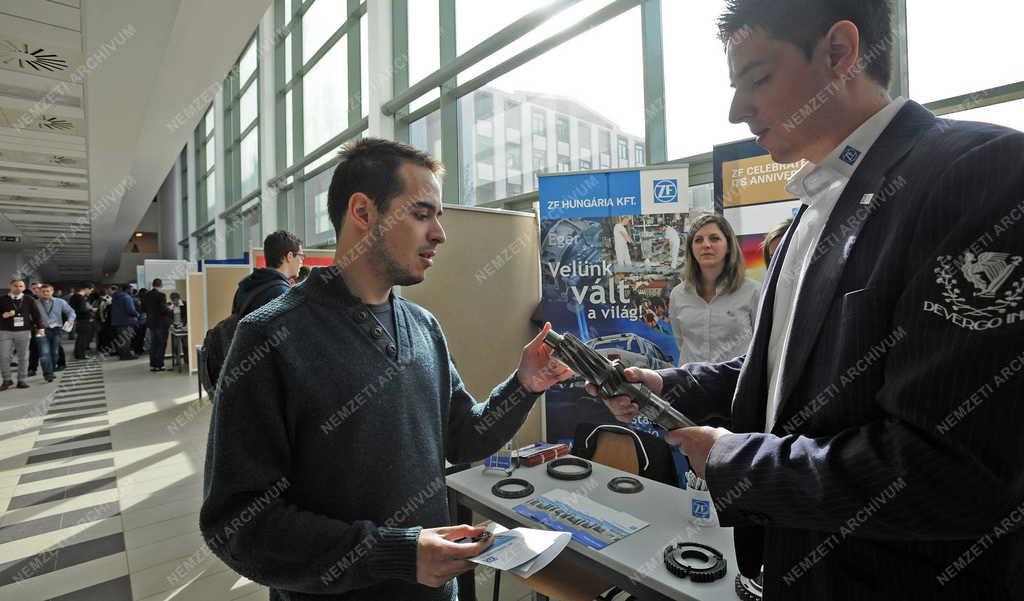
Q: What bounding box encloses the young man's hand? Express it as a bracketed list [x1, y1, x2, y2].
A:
[416, 525, 492, 588]
[516, 322, 574, 393]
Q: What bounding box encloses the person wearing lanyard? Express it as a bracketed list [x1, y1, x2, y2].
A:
[668, 213, 760, 365]
[595, 1, 1024, 598]
[0, 279, 46, 390]
[37, 284, 75, 383]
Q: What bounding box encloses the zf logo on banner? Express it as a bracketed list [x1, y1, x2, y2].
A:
[653, 179, 679, 204]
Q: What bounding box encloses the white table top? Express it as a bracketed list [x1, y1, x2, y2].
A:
[446, 457, 740, 601]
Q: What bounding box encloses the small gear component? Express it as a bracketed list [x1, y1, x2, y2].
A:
[663, 542, 727, 583]
[735, 568, 763, 600]
[607, 476, 644, 494]
[546, 456, 592, 481]
[491, 478, 534, 499]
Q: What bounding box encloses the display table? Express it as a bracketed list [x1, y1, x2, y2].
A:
[447, 458, 739, 601]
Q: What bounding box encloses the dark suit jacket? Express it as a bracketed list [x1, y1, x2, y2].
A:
[68, 292, 94, 322]
[141, 289, 172, 329]
[659, 101, 1024, 600]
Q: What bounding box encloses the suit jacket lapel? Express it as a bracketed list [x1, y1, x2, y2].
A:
[731, 204, 807, 432]
[770, 102, 935, 429]
[729, 214, 808, 579]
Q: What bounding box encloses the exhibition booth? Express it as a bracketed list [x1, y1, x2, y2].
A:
[162, 145, 797, 600]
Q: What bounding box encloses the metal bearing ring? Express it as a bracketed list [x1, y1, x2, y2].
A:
[546, 457, 592, 480]
[491, 478, 534, 499]
[608, 476, 644, 494]
[663, 542, 727, 583]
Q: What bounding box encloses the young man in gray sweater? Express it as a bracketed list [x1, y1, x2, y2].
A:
[201, 138, 571, 601]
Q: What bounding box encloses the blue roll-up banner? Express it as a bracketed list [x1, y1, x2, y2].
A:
[539, 166, 693, 485]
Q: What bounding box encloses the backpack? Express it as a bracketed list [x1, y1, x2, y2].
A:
[199, 280, 282, 397]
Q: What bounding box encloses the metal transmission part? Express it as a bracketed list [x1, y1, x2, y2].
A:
[663, 542, 728, 582]
[735, 569, 764, 601]
[543, 330, 697, 430]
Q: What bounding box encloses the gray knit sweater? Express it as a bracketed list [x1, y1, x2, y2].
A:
[200, 266, 540, 601]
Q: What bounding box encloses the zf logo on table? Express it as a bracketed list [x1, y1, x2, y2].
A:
[653, 179, 679, 204]
[691, 499, 710, 518]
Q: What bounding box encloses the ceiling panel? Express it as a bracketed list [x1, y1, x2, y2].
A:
[0, 0, 86, 278]
[0, 0, 81, 32]
[0, 147, 86, 169]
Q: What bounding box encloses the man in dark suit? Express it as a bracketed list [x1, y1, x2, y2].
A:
[141, 279, 173, 371]
[597, 1, 1023, 599]
[68, 283, 96, 359]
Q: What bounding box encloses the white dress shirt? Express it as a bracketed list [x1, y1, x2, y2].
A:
[764, 97, 908, 432]
[669, 277, 762, 365]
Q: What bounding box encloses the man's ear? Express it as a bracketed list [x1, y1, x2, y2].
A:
[824, 20, 860, 78]
[348, 192, 374, 231]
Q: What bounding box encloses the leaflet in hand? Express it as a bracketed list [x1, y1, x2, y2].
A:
[467, 525, 571, 578]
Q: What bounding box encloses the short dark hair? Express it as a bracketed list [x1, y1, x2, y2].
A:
[263, 230, 303, 268]
[327, 138, 443, 236]
[152, 278, 162, 288]
[718, 0, 893, 88]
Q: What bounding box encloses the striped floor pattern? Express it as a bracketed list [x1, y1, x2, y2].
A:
[0, 358, 132, 600]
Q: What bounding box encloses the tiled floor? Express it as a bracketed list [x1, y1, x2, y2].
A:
[0, 349, 265, 601]
[0, 346, 535, 601]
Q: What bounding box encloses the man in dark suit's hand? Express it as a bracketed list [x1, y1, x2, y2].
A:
[664, 426, 731, 479]
[587, 367, 732, 477]
[585, 366, 663, 423]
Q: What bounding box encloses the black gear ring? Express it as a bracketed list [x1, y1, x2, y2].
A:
[546, 457, 592, 480]
[491, 478, 535, 499]
[608, 476, 644, 494]
[663, 542, 727, 583]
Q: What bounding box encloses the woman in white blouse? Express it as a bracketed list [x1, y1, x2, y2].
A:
[668, 213, 761, 365]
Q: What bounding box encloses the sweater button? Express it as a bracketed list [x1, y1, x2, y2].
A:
[386, 343, 397, 358]
[353, 310, 369, 322]
[372, 326, 385, 338]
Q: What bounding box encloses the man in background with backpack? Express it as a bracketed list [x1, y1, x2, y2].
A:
[231, 230, 304, 318]
[200, 231, 304, 394]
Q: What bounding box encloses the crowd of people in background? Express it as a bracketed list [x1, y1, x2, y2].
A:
[0, 229, 307, 389]
[3, 209, 781, 389]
